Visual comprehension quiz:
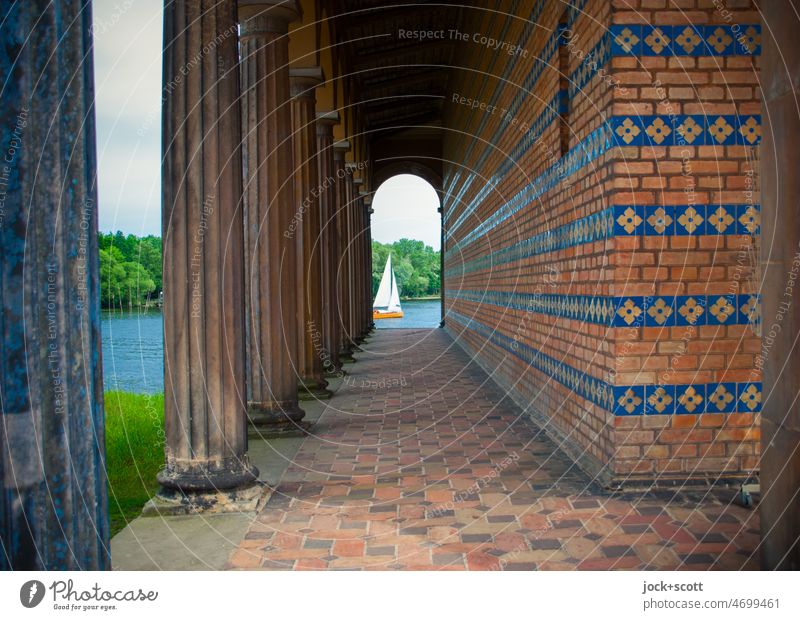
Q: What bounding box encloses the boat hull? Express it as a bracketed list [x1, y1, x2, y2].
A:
[373, 309, 404, 319]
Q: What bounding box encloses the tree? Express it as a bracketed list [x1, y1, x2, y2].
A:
[371, 238, 440, 300]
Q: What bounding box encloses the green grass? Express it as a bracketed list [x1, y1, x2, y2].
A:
[104, 391, 164, 537]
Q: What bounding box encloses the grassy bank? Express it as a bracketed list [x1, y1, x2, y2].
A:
[104, 391, 164, 537]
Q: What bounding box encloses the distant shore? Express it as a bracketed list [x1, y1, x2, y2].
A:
[401, 295, 440, 301]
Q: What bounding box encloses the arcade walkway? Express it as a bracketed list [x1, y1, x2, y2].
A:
[227, 329, 759, 571]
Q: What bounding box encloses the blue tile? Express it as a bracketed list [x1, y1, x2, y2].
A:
[613, 205, 644, 235]
[613, 296, 645, 328]
[736, 204, 760, 235]
[706, 382, 737, 413]
[645, 384, 675, 415]
[674, 115, 706, 146]
[706, 204, 737, 235]
[610, 24, 642, 55]
[706, 294, 738, 325]
[644, 295, 676, 327]
[672, 24, 708, 56]
[736, 114, 761, 146]
[614, 385, 645, 415]
[675, 384, 706, 415]
[644, 205, 675, 235]
[737, 382, 762, 413]
[736, 24, 761, 56]
[675, 295, 708, 326]
[642, 25, 673, 56]
[641, 115, 675, 146]
[612, 115, 646, 146]
[674, 204, 707, 235]
[704, 25, 735, 56]
[707, 115, 738, 145]
[738, 294, 760, 325]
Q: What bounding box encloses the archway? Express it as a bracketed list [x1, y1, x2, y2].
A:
[370, 173, 442, 329]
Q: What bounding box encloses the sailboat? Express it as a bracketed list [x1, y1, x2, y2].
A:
[373, 254, 404, 319]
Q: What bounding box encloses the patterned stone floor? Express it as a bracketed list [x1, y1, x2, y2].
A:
[227, 329, 759, 570]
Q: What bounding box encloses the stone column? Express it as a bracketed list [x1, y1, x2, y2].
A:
[239, 1, 308, 433]
[333, 142, 355, 363]
[289, 68, 331, 399]
[439, 205, 446, 328]
[158, 0, 259, 508]
[0, 0, 109, 569]
[760, 0, 800, 570]
[362, 197, 375, 337]
[315, 112, 343, 376]
[367, 203, 376, 332]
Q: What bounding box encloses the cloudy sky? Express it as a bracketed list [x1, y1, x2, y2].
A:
[92, 1, 440, 249]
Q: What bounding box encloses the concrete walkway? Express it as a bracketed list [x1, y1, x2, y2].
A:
[224, 329, 759, 570]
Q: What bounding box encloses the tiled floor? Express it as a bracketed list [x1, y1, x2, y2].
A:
[227, 329, 759, 570]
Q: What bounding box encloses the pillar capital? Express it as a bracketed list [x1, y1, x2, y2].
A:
[289, 66, 324, 99]
[316, 110, 339, 125]
[239, 0, 300, 35]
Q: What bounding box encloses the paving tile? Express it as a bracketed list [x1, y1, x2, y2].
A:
[225, 329, 760, 571]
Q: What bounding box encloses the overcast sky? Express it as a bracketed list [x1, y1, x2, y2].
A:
[92, 1, 441, 248]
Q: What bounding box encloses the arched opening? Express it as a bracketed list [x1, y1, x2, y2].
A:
[370, 174, 441, 329]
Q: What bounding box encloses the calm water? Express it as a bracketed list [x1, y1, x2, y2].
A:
[101, 299, 441, 393]
[375, 299, 441, 329]
[101, 309, 163, 394]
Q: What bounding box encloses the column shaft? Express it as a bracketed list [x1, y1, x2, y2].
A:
[160, 0, 257, 493]
[0, 0, 109, 569]
[290, 71, 330, 398]
[333, 147, 354, 361]
[240, 4, 306, 428]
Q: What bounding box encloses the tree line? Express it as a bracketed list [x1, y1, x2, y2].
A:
[372, 239, 440, 299]
[98, 232, 161, 309]
[98, 232, 440, 309]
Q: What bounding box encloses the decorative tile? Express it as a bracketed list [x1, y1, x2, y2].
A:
[675, 205, 707, 235]
[706, 205, 736, 234]
[675, 295, 707, 326]
[738, 382, 762, 413]
[707, 115, 737, 145]
[612, 116, 645, 146]
[645, 385, 675, 415]
[643, 115, 674, 146]
[610, 24, 642, 55]
[614, 205, 644, 235]
[707, 383, 737, 413]
[737, 204, 760, 235]
[642, 25, 672, 55]
[672, 25, 706, 56]
[737, 115, 761, 145]
[704, 25, 734, 55]
[676, 385, 705, 414]
[736, 24, 761, 55]
[614, 386, 645, 416]
[644, 205, 674, 235]
[738, 294, 760, 325]
[675, 115, 706, 146]
[707, 295, 738, 325]
[644, 296, 676, 327]
[614, 298, 644, 327]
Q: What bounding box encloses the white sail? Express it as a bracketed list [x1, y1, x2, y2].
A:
[387, 264, 401, 312]
[373, 254, 393, 309]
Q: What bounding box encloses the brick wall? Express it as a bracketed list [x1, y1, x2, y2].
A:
[443, 0, 761, 489]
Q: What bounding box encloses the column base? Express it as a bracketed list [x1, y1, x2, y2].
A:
[298, 377, 333, 400]
[324, 366, 347, 378]
[143, 481, 266, 517]
[247, 400, 311, 437]
[339, 350, 356, 364]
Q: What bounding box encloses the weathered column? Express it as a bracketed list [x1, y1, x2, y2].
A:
[315, 112, 343, 376]
[289, 68, 331, 399]
[239, 1, 308, 432]
[158, 0, 259, 507]
[362, 197, 375, 337]
[333, 142, 355, 363]
[760, 0, 800, 570]
[0, 0, 109, 569]
[439, 205, 445, 328]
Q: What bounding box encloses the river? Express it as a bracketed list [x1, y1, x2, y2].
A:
[101, 299, 441, 393]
